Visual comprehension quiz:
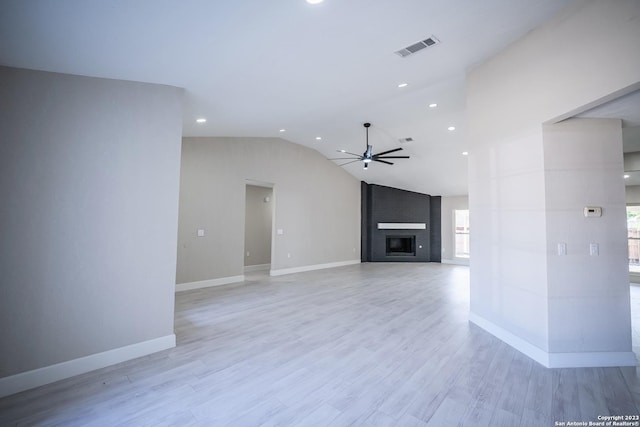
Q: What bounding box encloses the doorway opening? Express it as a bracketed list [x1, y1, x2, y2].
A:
[244, 183, 274, 278]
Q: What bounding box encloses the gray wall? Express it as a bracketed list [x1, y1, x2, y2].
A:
[0, 67, 183, 378]
[626, 186, 640, 204]
[177, 137, 361, 283]
[244, 185, 273, 267]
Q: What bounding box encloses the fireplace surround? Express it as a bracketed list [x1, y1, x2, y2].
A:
[361, 182, 441, 262]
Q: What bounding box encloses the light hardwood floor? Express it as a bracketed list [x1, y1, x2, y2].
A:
[1, 263, 639, 426]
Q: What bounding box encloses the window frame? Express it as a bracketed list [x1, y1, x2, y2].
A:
[454, 209, 470, 259]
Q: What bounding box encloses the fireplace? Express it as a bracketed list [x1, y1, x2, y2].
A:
[386, 235, 416, 256]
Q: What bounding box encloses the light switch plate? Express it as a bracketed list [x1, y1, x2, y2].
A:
[590, 243, 599, 256]
[557, 243, 567, 256]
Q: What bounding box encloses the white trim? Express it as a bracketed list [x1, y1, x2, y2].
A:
[469, 312, 637, 368]
[441, 258, 470, 266]
[0, 334, 175, 398]
[469, 312, 551, 367]
[377, 223, 426, 230]
[548, 351, 637, 368]
[176, 275, 245, 292]
[245, 179, 274, 188]
[244, 264, 271, 273]
[270, 260, 360, 277]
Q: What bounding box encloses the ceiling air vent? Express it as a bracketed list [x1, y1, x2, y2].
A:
[395, 36, 440, 58]
[399, 137, 414, 144]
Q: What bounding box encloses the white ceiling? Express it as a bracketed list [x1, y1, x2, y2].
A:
[0, 0, 575, 196]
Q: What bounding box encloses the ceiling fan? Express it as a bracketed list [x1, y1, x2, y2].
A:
[330, 122, 410, 169]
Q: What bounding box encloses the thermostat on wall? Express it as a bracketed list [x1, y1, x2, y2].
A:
[583, 207, 602, 218]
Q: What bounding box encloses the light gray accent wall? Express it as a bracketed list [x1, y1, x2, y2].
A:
[440, 196, 469, 262]
[244, 185, 273, 267]
[467, 1, 638, 359]
[0, 67, 183, 378]
[177, 137, 360, 283]
[543, 118, 630, 353]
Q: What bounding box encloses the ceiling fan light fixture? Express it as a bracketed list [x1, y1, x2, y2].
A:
[329, 122, 410, 169]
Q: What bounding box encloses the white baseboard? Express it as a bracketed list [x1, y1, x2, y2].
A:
[441, 258, 470, 266]
[0, 334, 176, 398]
[176, 275, 244, 292]
[270, 259, 360, 277]
[547, 351, 637, 368]
[244, 264, 271, 273]
[469, 312, 637, 368]
[469, 312, 551, 367]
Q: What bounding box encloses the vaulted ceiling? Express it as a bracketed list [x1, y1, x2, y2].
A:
[0, 0, 575, 196]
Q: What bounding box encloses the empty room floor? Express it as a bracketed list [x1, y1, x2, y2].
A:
[1, 263, 639, 426]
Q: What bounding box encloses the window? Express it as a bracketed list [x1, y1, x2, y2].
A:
[627, 206, 640, 273]
[454, 209, 470, 258]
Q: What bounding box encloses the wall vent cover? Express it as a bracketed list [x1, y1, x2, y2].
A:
[395, 36, 440, 58]
[399, 137, 414, 144]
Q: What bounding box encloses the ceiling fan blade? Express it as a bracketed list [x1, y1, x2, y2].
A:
[338, 159, 363, 166]
[336, 150, 363, 157]
[374, 155, 410, 159]
[328, 157, 362, 160]
[373, 159, 394, 165]
[373, 147, 403, 157]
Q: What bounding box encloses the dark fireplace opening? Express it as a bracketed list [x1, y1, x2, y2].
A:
[386, 235, 416, 256]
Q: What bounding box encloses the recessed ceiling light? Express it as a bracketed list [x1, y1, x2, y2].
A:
[315, 136, 322, 140]
[625, 174, 630, 179]
[306, 0, 323, 4]
[398, 83, 408, 88]
[196, 118, 207, 123]
[462, 151, 469, 156]
[279, 129, 286, 132]
[448, 126, 456, 131]
[429, 103, 437, 108]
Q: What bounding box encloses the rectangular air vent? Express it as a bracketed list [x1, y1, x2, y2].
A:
[395, 36, 440, 58]
[399, 137, 414, 144]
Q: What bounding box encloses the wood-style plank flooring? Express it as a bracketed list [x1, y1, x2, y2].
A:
[1, 263, 639, 426]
